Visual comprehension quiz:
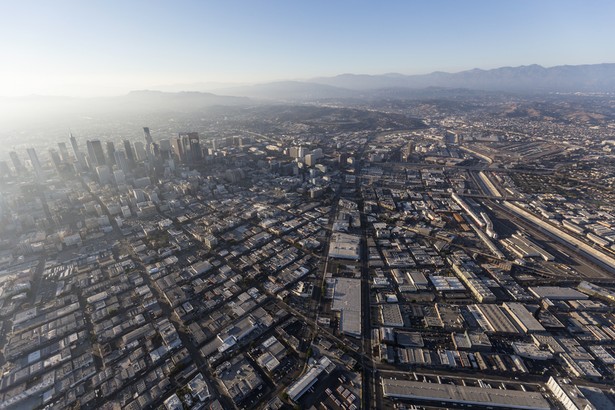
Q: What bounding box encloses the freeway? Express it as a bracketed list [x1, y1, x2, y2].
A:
[467, 168, 615, 281]
[383, 161, 555, 174]
[502, 201, 615, 277]
[484, 199, 615, 281]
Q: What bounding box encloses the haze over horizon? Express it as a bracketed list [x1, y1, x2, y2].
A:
[2, 0, 615, 97]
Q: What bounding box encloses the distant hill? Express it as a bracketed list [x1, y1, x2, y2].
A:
[215, 81, 359, 101]
[214, 64, 615, 100]
[307, 64, 615, 93]
[117, 90, 250, 111]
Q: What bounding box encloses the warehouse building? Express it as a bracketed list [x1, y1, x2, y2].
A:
[331, 278, 362, 337]
[381, 378, 550, 409]
[502, 302, 545, 333]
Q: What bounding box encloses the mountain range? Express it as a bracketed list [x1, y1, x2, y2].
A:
[214, 63, 615, 100]
[2, 63, 614, 133]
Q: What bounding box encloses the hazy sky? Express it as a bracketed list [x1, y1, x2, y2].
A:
[1, 0, 614, 96]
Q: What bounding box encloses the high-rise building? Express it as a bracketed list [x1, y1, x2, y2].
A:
[178, 132, 201, 163]
[0, 161, 12, 178]
[171, 137, 184, 162]
[114, 150, 129, 174]
[133, 141, 147, 162]
[48, 149, 63, 172]
[69, 132, 79, 157]
[69, 132, 85, 170]
[124, 139, 136, 168]
[159, 139, 172, 160]
[27, 148, 44, 181]
[96, 165, 112, 185]
[9, 151, 25, 175]
[57, 142, 70, 162]
[143, 127, 155, 164]
[106, 141, 116, 166]
[289, 146, 307, 159]
[143, 127, 153, 145]
[86, 140, 106, 167]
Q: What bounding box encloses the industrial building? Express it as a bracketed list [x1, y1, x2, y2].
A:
[429, 275, 466, 292]
[381, 378, 550, 409]
[502, 302, 545, 333]
[470, 304, 519, 334]
[578, 281, 615, 304]
[286, 357, 334, 402]
[380, 304, 404, 327]
[328, 233, 361, 260]
[529, 286, 588, 300]
[331, 278, 362, 337]
[547, 377, 603, 410]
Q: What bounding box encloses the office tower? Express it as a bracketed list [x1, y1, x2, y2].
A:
[152, 142, 159, 158]
[304, 154, 315, 167]
[69, 132, 79, 158]
[171, 137, 184, 162]
[159, 139, 171, 151]
[143, 127, 153, 145]
[86, 140, 96, 164]
[86, 140, 106, 167]
[69, 132, 85, 170]
[178, 132, 201, 163]
[27, 148, 44, 181]
[159, 139, 171, 160]
[96, 165, 112, 185]
[48, 149, 63, 172]
[9, 151, 25, 175]
[114, 150, 129, 174]
[106, 141, 116, 166]
[133, 141, 147, 162]
[57, 142, 70, 162]
[0, 161, 11, 178]
[143, 127, 155, 165]
[124, 139, 136, 168]
[289, 146, 306, 159]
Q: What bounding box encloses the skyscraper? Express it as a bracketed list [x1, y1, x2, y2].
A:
[0, 161, 12, 179]
[69, 132, 85, 170]
[27, 147, 44, 181]
[178, 132, 201, 163]
[124, 139, 136, 168]
[114, 150, 129, 174]
[86, 140, 106, 167]
[57, 142, 70, 162]
[133, 141, 147, 162]
[69, 132, 79, 158]
[171, 137, 184, 162]
[49, 149, 63, 173]
[106, 141, 116, 166]
[9, 151, 25, 175]
[143, 127, 154, 164]
[143, 127, 153, 145]
[159, 139, 172, 160]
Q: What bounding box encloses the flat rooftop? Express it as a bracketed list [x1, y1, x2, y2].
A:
[331, 278, 362, 337]
[382, 378, 550, 410]
[328, 233, 360, 260]
[503, 302, 545, 333]
[529, 286, 588, 300]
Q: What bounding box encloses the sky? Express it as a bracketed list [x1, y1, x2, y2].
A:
[1, 0, 614, 96]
